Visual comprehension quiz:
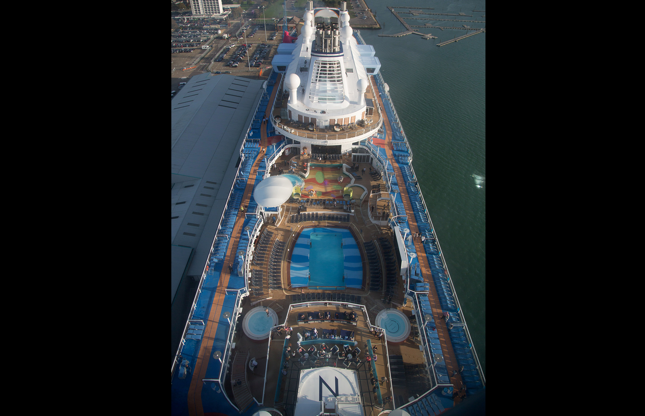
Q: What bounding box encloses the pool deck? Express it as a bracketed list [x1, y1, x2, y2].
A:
[178, 72, 470, 416]
[289, 226, 363, 290]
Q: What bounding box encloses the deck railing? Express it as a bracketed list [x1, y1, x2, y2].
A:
[171, 105, 265, 382]
[356, 29, 485, 386]
[273, 118, 382, 141]
[268, 300, 393, 406]
[245, 216, 265, 283]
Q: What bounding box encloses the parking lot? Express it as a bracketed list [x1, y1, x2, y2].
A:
[172, 3, 380, 98]
[349, 0, 379, 28]
[172, 25, 283, 98]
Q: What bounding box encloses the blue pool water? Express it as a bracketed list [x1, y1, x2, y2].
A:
[309, 232, 343, 287]
[248, 312, 274, 335]
[375, 309, 411, 342]
[280, 173, 304, 187]
[290, 228, 362, 289]
[242, 306, 278, 340]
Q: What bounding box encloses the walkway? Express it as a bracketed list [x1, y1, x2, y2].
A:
[187, 127, 268, 416]
[261, 73, 282, 148]
[371, 76, 465, 403]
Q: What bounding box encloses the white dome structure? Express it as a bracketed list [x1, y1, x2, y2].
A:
[253, 175, 295, 207]
[389, 410, 412, 416]
[357, 78, 368, 93]
[302, 23, 314, 41]
[340, 23, 353, 44]
[357, 78, 368, 106]
[285, 73, 300, 90]
[286, 73, 301, 105]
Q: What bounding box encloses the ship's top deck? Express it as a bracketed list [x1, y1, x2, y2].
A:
[171, 9, 484, 416]
[275, 2, 382, 137]
[272, 76, 381, 140]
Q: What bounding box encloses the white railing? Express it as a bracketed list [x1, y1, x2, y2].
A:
[273, 120, 382, 142]
[266, 300, 389, 405]
[172, 91, 269, 381]
[244, 216, 265, 283]
[358, 31, 485, 385]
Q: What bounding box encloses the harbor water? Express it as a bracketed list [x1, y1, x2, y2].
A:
[360, 0, 486, 375]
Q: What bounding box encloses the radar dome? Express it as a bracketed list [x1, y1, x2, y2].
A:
[340, 24, 352, 42]
[357, 78, 368, 93]
[286, 73, 300, 90]
[340, 13, 350, 24]
[302, 23, 314, 40]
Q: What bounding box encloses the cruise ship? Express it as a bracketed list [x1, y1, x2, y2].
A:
[171, 2, 485, 416]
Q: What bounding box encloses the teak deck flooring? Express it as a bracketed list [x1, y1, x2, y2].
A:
[186, 73, 463, 416]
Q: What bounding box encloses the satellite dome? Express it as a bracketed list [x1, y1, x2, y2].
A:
[357, 78, 368, 93]
[340, 24, 352, 42]
[286, 73, 300, 90]
[302, 23, 314, 39]
[340, 12, 350, 24]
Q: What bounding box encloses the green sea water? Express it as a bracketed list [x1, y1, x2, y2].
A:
[360, 0, 486, 376]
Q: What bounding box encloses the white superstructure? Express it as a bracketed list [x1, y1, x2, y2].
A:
[271, 1, 381, 152]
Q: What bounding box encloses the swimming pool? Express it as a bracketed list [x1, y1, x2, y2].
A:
[375, 308, 411, 343]
[280, 173, 304, 187]
[290, 227, 362, 289]
[242, 306, 278, 341]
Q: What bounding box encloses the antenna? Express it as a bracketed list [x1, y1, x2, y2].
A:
[283, 0, 288, 33]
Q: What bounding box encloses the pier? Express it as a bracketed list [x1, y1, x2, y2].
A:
[378, 30, 437, 40]
[396, 10, 473, 17]
[410, 25, 484, 31]
[405, 17, 486, 24]
[384, 6, 483, 44]
[379, 30, 414, 38]
[436, 29, 485, 47]
[387, 7, 413, 32]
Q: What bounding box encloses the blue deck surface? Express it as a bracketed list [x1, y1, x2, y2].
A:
[172, 71, 280, 416]
[172, 50, 483, 415]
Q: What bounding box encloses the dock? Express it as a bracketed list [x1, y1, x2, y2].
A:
[405, 17, 486, 24]
[410, 25, 484, 31]
[436, 29, 485, 47]
[387, 7, 413, 32]
[396, 10, 473, 17]
[378, 30, 437, 40]
[378, 30, 414, 38]
[383, 6, 483, 44]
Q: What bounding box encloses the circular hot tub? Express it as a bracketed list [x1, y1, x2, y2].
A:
[242, 306, 278, 341]
[375, 308, 411, 343]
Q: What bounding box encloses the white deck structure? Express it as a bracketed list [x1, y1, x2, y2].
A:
[271, 1, 382, 152]
[293, 367, 363, 416]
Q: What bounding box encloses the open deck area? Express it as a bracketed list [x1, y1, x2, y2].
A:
[171, 30, 485, 416]
[271, 78, 381, 141]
